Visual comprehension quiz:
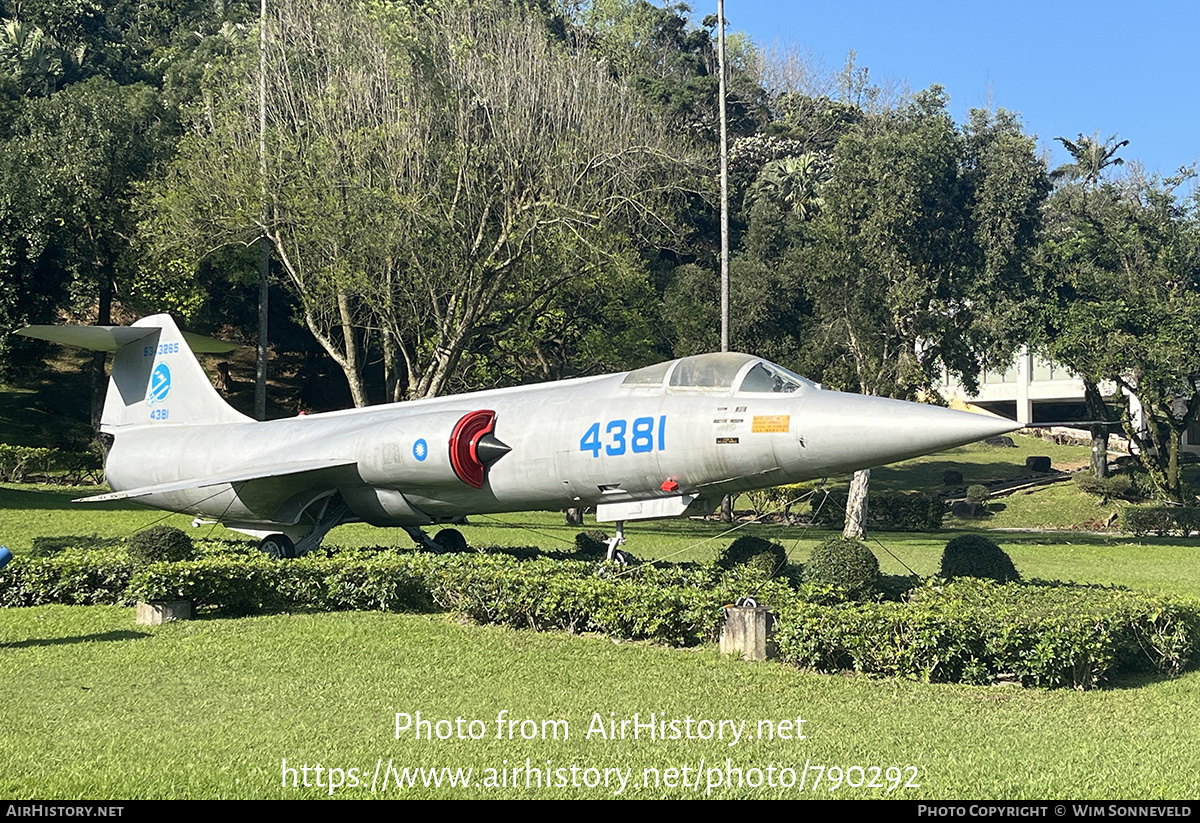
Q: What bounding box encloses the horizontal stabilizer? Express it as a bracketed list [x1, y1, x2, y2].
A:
[74, 459, 357, 503]
[17, 324, 239, 353]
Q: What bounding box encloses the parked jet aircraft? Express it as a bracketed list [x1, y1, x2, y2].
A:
[20, 315, 1020, 557]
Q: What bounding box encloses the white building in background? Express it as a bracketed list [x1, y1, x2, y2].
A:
[941, 345, 1095, 426]
[941, 346, 1200, 456]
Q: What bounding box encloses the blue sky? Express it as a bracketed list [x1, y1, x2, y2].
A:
[721, 0, 1198, 181]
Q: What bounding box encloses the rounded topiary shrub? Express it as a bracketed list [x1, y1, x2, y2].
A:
[127, 525, 196, 565]
[802, 537, 879, 596]
[715, 535, 788, 577]
[939, 534, 1019, 583]
[965, 484, 991, 504]
[574, 530, 609, 557]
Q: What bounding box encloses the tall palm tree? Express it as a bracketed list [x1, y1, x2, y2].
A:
[1051, 131, 1129, 190]
[747, 153, 830, 219]
[1048, 130, 1129, 479]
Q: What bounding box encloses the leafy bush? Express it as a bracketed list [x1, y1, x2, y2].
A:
[940, 534, 1020, 583]
[0, 553, 134, 606]
[775, 579, 1200, 689]
[30, 534, 124, 558]
[573, 531, 609, 557]
[1074, 472, 1136, 501]
[742, 483, 815, 522]
[130, 554, 435, 615]
[7, 544, 1200, 690]
[0, 444, 102, 483]
[1126, 467, 1159, 500]
[802, 537, 879, 597]
[811, 490, 942, 531]
[965, 484, 990, 503]
[127, 526, 196, 565]
[714, 535, 788, 578]
[1124, 506, 1200, 537]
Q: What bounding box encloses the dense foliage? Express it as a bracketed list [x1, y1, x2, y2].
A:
[801, 537, 880, 597]
[4, 0, 1200, 514]
[810, 490, 943, 531]
[126, 525, 195, 565]
[3, 542, 1197, 689]
[939, 534, 1020, 583]
[713, 535, 788, 578]
[1123, 507, 1200, 538]
[0, 444, 100, 482]
[775, 578, 1199, 689]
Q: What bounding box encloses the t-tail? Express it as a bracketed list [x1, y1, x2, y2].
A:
[17, 313, 250, 431]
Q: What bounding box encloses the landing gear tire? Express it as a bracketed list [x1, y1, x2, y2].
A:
[433, 528, 468, 553]
[260, 533, 295, 559]
[612, 549, 636, 566]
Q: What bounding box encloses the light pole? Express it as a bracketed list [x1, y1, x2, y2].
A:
[256, 0, 269, 421]
[717, 0, 733, 523]
[717, 0, 729, 354]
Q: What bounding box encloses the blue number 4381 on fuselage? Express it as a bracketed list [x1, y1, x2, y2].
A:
[19, 315, 1018, 556]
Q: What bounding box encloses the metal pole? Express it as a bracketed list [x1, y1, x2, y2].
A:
[717, 0, 730, 354]
[256, 0, 269, 421]
[718, 1, 732, 523]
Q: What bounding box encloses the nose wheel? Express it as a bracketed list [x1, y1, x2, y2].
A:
[604, 521, 636, 565]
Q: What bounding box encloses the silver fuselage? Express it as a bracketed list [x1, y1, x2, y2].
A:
[104, 367, 1016, 531]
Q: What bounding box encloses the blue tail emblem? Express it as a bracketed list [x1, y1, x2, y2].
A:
[148, 363, 172, 406]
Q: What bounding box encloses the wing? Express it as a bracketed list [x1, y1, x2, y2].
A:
[18, 323, 240, 353]
[73, 459, 357, 503]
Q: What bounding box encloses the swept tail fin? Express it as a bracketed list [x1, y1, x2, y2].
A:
[18, 314, 251, 430]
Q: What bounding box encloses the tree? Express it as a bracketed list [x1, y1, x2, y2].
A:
[0, 77, 169, 429]
[0, 0, 252, 402]
[745, 153, 828, 219]
[796, 92, 1048, 536]
[1040, 131, 1129, 477]
[1040, 167, 1200, 502]
[1051, 131, 1130, 189]
[561, 0, 767, 140]
[144, 0, 696, 405]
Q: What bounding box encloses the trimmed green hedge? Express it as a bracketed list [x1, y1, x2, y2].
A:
[1124, 506, 1200, 537]
[775, 579, 1200, 689]
[0, 552, 134, 606]
[811, 490, 943, 531]
[4, 547, 1198, 689]
[125, 552, 807, 646]
[0, 444, 102, 483]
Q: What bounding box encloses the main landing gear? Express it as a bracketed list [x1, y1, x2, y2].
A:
[260, 533, 296, 559]
[257, 497, 349, 558]
[402, 525, 470, 553]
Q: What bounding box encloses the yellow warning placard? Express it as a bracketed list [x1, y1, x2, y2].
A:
[751, 415, 790, 433]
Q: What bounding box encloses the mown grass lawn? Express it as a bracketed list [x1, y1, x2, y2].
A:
[3, 605, 1199, 800]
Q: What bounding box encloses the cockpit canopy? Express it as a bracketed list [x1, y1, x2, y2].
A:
[621, 352, 817, 395]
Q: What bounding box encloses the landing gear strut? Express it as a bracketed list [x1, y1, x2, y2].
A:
[257, 496, 349, 558]
[604, 521, 635, 565]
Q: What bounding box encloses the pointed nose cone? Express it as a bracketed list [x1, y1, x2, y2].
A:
[475, 432, 511, 467]
[799, 391, 1021, 475]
